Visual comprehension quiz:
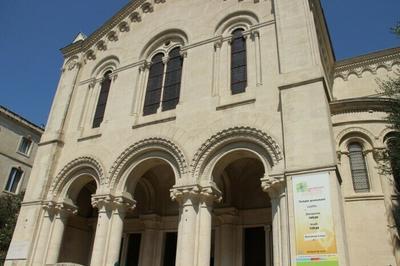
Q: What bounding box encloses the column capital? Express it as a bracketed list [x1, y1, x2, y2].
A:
[261, 175, 286, 199]
[200, 182, 222, 206]
[91, 194, 136, 213]
[42, 201, 77, 217]
[170, 184, 201, 205]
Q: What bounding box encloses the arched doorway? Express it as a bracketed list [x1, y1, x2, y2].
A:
[57, 176, 98, 265]
[118, 158, 179, 266]
[211, 150, 272, 266]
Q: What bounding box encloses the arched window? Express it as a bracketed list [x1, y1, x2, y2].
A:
[231, 28, 247, 94]
[162, 47, 183, 111]
[348, 142, 370, 192]
[92, 71, 112, 128]
[143, 53, 165, 116]
[143, 47, 183, 116]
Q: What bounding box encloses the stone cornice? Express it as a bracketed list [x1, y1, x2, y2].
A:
[334, 47, 400, 80]
[61, 0, 146, 58]
[330, 97, 393, 115]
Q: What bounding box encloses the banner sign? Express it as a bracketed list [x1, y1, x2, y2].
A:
[292, 172, 339, 266]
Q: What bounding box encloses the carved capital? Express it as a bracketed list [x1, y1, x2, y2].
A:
[200, 182, 222, 206]
[250, 29, 260, 40]
[139, 60, 151, 71]
[92, 194, 135, 214]
[179, 49, 188, 58]
[214, 37, 223, 49]
[162, 55, 169, 64]
[170, 185, 200, 205]
[261, 175, 285, 199]
[113, 195, 136, 213]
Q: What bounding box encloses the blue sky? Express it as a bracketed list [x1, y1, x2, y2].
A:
[0, 0, 399, 126]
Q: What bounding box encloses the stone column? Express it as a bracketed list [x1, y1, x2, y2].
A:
[45, 202, 77, 264]
[105, 196, 136, 266]
[139, 214, 161, 266]
[90, 195, 113, 266]
[31, 202, 56, 265]
[170, 185, 200, 266]
[261, 175, 288, 266]
[215, 208, 238, 266]
[196, 184, 221, 266]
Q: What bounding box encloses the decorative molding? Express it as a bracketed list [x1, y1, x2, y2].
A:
[260, 175, 285, 199]
[109, 138, 188, 188]
[330, 97, 392, 115]
[334, 47, 400, 81]
[49, 156, 106, 195]
[42, 200, 78, 217]
[170, 184, 201, 205]
[191, 126, 283, 178]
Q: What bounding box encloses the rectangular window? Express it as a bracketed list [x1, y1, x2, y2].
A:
[5, 167, 23, 193]
[18, 137, 32, 155]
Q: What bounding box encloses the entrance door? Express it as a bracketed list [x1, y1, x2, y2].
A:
[243, 227, 266, 266]
[162, 232, 177, 266]
[125, 233, 142, 266]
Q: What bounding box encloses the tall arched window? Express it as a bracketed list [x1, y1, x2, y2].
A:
[348, 142, 370, 192]
[143, 47, 183, 116]
[162, 47, 183, 111]
[231, 28, 247, 95]
[92, 70, 112, 128]
[143, 53, 165, 116]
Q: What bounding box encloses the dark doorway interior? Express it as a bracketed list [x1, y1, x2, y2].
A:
[163, 232, 177, 266]
[243, 227, 266, 266]
[125, 233, 142, 266]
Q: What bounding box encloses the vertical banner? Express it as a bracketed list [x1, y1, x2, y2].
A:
[292, 172, 339, 266]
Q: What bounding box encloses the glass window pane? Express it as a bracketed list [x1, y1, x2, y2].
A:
[231, 29, 247, 94]
[143, 53, 165, 116]
[162, 48, 182, 111]
[348, 143, 370, 192]
[92, 71, 112, 128]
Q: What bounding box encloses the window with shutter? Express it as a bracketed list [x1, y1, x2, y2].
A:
[143, 53, 165, 116]
[92, 71, 112, 128]
[231, 28, 247, 95]
[348, 143, 370, 192]
[162, 47, 183, 111]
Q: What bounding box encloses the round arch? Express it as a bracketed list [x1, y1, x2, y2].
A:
[336, 127, 376, 151]
[214, 10, 259, 36]
[191, 126, 283, 182]
[49, 156, 105, 201]
[109, 137, 188, 193]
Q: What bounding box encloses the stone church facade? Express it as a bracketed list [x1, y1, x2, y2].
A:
[5, 0, 400, 265]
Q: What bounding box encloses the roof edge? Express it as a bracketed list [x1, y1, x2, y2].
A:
[0, 105, 44, 134]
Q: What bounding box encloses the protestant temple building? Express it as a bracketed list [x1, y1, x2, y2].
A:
[6, 0, 400, 265]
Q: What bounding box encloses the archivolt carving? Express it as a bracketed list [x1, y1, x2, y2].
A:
[336, 127, 376, 148]
[109, 138, 188, 187]
[49, 156, 105, 195]
[191, 126, 283, 178]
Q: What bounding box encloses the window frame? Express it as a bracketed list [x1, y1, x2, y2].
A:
[142, 44, 184, 116]
[4, 166, 24, 194]
[17, 136, 33, 156]
[92, 70, 113, 128]
[347, 141, 371, 193]
[230, 28, 248, 95]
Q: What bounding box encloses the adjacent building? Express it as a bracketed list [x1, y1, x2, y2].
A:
[5, 0, 400, 265]
[0, 105, 43, 195]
